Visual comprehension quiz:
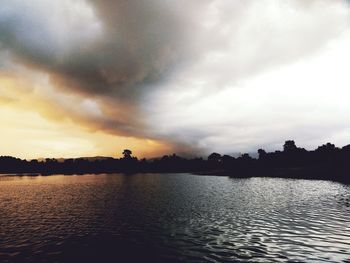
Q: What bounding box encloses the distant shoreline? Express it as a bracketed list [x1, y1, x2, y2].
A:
[1, 140, 350, 184]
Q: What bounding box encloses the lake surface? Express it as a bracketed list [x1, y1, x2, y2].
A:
[0, 174, 350, 262]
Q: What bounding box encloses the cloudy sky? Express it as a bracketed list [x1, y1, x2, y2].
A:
[1, 0, 350, 159]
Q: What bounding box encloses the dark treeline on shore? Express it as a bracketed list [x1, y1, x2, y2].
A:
[1, 141, 350, 183]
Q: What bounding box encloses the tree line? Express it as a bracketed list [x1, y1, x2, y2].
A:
[1, 140, 350, 183]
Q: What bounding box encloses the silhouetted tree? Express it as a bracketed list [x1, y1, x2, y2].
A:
[316, 143, 336, 153]
[283, 140, 297, 152]
[122, 149, 132, 159]
[208, 153, 221, 162]
[258, 149, 267, 160]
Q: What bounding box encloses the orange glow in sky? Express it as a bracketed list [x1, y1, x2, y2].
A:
[0, 74, 171, 159]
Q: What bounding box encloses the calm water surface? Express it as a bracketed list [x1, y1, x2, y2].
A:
[0, 173, 350, 262]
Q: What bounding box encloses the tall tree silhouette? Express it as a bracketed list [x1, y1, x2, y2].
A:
[283, 140, 297, 152]
[122, 149, 132, 159]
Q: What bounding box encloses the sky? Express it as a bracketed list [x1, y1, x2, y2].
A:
[1, 0, 350, 159]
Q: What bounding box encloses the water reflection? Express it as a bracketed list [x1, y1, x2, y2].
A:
[0, 174, 350, 262]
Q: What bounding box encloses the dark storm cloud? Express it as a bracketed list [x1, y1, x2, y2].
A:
[53, 0, 191, 98]
[0, 0, 194, 138]
[0, 0, 189, 98]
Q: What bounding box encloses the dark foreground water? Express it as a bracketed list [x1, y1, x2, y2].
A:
[0, 174, 350, 263]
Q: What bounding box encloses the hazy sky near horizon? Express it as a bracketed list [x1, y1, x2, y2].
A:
[1, 0, 350, 158]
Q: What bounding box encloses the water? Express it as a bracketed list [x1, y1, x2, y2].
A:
[0, 174, 350, 262]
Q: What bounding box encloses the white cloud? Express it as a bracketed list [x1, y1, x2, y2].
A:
[144, 0, 350, 154]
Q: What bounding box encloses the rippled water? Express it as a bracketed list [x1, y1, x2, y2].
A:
[0, 174, 350, 262]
